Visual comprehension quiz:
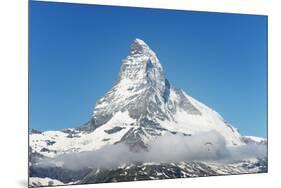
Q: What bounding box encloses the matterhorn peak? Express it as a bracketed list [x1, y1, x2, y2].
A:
[130, 38, 151, 55]
[118, 39, 164, 85]
[80, 38, 243, 148]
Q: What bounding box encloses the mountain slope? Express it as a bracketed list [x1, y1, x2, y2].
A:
[80, 159, 267, 184]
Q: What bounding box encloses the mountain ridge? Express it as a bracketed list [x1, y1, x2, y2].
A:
[78, 39, 243, 148]
[30, 38, 247, 157]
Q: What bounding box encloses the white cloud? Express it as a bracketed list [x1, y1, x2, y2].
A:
[37, 130, 267, 170]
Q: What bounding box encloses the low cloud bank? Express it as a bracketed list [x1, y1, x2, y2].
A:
[37, 131, 267, 170]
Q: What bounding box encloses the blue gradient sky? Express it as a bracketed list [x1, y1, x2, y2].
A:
[29, 1, 267, 137]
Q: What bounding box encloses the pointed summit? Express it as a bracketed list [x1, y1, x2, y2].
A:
[130, 38, 152, 55]
[133, 38, 148, 46]
[118, 38, 163, 84]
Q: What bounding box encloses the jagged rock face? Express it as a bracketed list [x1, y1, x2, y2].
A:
[85, 39, 201, 129]
[90, 39, 168, 129]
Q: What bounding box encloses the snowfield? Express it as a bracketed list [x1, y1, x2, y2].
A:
[29, 177, 64, 186]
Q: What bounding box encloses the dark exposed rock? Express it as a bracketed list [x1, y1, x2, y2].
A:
[30, 129, 42, 134]
[40, 148, 50, 153]
[104, 127, 124, 134]
[46, 140, 56, 146]
[102, 138, 110, 142]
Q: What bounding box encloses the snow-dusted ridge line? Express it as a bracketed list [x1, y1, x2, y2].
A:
[243, 136, 267, 142]
[242, 135, 267, 145]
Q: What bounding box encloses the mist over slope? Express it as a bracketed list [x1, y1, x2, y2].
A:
[36, 131, 266, 171]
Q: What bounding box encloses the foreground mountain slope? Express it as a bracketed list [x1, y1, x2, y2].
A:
[29, 158, 267, 187]
[81, 159, 267, 184]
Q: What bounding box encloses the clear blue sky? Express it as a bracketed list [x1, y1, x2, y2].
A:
[29, 1, 267, 137]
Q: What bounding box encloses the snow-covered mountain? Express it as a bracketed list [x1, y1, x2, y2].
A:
[242, 136, 267, 145]
[29, 39, 267, 187]
[30, 39, 243, 157]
